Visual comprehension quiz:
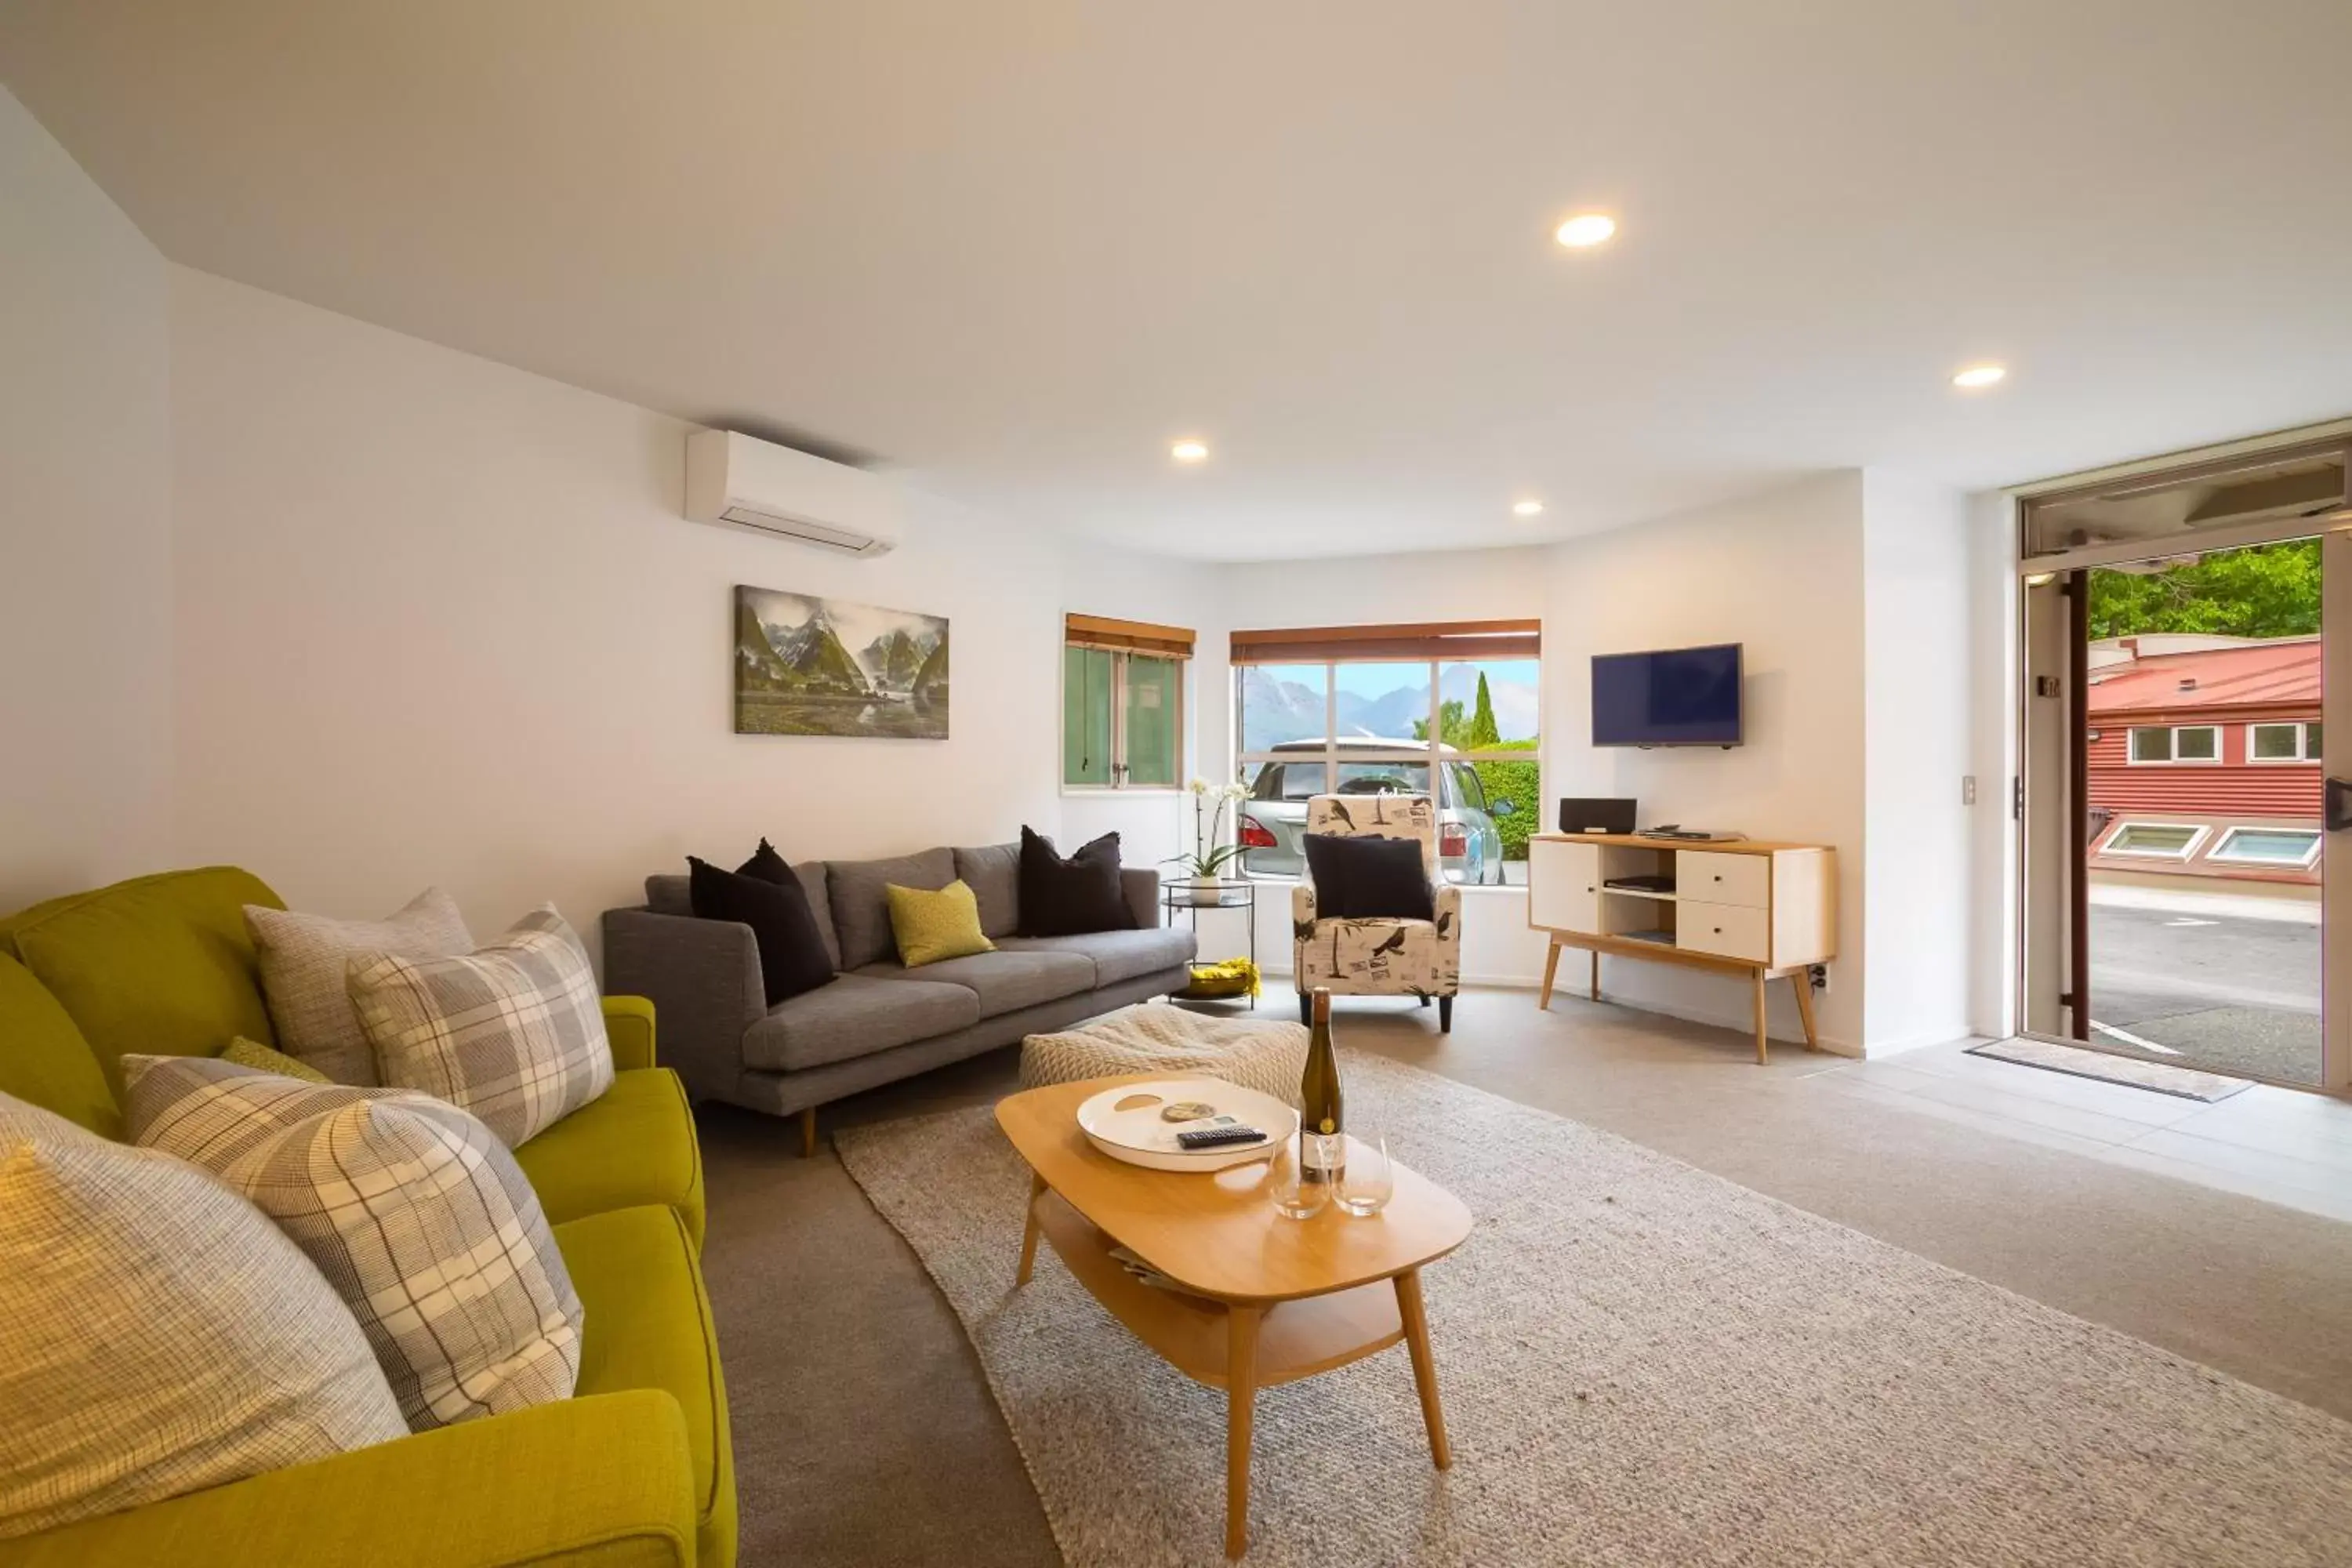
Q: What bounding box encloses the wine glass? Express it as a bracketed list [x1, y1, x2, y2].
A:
[1265, 1129, 1329, 1220]
[1338, 1131, 1393, 1216]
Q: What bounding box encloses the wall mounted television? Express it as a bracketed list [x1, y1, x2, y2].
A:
[1591, 643, 1744, 747]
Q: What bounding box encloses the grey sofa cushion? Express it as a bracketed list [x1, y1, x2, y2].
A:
[645, 875, 691, 916]
[854, 948, 1094, 1021]
[648, 862, 840, 969]
[1000, 927, 1197, 989]
[827, 848, 956, 969]
[953, 844, 1022, 939]
[740, 972, 980, 1073]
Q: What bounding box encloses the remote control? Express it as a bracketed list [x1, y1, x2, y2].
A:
[1175, 1125, 1267, 1150]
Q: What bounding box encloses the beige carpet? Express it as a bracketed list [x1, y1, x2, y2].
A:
[837, 1048, 2352, 1567]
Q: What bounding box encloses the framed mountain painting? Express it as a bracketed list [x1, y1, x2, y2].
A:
[734, 586, 949, 738]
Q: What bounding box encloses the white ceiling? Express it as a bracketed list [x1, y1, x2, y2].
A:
[5, 1, 2351, 561]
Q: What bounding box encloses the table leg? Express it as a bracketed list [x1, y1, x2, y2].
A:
[1394, 1270, 1450, 1469]
[1791, 970, 1820, 1051]
[1225, 1305, 1261, 1559]
[1014, 1173, 1046, 1287]
[1538, 940, 1560, 1010]
[1248, 891, 1258, 1010]
[1751, 969, 1769, 1065]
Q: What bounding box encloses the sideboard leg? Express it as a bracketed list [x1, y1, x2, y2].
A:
[1589, 949, 1600, 1002]
[1791, 970, 1821, 1051]
[1751, 970, 1769, 1065]
[1538, 941, 1561, 1010]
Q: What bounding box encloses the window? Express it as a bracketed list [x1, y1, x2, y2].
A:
[2248, 721, 2323, 763]
[1063, 615, 1192, 789]
[2209, 826, 2322, 866]
[1230, 620, 1541, 885]
[2101, 822, 2208, 859]
[2127, 725, 2220, 764]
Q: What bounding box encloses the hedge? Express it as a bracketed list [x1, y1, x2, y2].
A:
[1472, 742, 1541, 862]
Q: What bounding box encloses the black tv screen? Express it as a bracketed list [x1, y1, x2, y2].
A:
[1592, 644, 1744, 746]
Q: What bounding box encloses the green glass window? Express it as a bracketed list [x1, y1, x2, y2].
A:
[1122, 655, 1180, 787]
[1063, 646, 1114, 786]
[1064, 641, 1187, 789]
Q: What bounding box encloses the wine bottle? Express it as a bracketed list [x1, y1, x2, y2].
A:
[1299, 987, 1345, 1186]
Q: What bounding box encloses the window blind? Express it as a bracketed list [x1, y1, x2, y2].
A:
[1064, 613, 1196, 659]
[1228, 619, 1540, 665]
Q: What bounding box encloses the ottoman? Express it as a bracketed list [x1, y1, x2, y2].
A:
[1020, 1003, 1308, 1106]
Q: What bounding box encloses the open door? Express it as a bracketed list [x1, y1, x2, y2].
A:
[2020, 437, 2352, 1094]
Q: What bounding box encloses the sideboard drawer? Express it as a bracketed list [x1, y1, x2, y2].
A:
[1679, 851, 1769, 910]
[1677, 900, 1770, 963]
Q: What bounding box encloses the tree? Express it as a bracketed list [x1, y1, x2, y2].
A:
[1411, 699, 1468, 746]
[2087, 539, 2320, 641]
[1467, 673, 1501, 750]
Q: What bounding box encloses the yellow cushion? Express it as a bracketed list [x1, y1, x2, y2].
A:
[219, 1036, 331, 1083]
[885, 880, 993, 968]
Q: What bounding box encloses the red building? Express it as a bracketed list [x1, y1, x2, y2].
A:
[2085, 634, 2321, 890]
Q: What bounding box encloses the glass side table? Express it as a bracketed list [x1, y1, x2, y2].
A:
[1162, 881, 1258, 1008]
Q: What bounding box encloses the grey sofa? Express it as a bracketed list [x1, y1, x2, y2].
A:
[603, 843, 1196, 1147]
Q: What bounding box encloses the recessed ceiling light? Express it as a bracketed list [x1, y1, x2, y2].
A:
[1554, 213, 1617, 249]
[1512, 499, 1545, 517]
[1170, 438, 1209, 463]
[1952, 364, 2007, 390]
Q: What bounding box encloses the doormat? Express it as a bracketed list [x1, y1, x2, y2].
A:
[1966, 1036, 2252, 1102]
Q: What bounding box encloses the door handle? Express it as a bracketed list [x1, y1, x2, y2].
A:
[2331, 778, 2352, 833]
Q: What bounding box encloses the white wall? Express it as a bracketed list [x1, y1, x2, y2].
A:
[1544, 474, 1870, 1050]
[1860, 469, 1974, 1051]
[1965, 488, 2021, 1038]
[166, 266, 1210, 955]
[0, 88, 176, 908]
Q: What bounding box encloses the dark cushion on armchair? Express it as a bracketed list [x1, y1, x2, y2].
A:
[1304, 833, 1435, 920]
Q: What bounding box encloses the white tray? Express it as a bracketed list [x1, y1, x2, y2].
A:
[1074, 1077, 1299, 1173]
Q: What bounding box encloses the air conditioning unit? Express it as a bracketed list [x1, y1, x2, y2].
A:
[684, 429, 900, 557]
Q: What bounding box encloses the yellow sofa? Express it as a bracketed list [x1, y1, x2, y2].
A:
[0, 868, 735, 1568]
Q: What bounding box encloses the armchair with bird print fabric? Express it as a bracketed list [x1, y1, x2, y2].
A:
[1291, 793, 1462, 1031]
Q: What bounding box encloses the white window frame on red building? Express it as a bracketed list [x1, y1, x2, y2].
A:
[2125, 724, 2221, 764]
[2245, 720, 2323, 764]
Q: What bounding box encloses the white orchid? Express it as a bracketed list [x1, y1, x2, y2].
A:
[1167, 776, 1253, 877]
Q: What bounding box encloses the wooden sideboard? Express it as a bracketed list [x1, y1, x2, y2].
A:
[1526, 832, 1838, 1063]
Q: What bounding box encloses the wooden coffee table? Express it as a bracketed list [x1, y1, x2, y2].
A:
[996, 1075, 1474, 1559]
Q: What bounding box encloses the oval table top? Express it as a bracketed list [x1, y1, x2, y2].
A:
[996, 1073, 1473, 1305]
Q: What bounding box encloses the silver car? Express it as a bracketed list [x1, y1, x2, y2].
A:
[1236, 738, 1514, 885]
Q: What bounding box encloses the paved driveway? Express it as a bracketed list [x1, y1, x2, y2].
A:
[2089, 900, 2321, 1084]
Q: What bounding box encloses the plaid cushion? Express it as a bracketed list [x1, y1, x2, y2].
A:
[347, 906, 613, 1147]
[123, 1055, 583, 1432]
[247, 888, 475, 1085]
[0, 1091, 405, 1537]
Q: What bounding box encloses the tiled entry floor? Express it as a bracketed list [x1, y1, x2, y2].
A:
[1824, 1037, 2352, 1224]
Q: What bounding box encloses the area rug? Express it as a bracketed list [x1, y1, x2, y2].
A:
[1969, 1035, 2252, 1102]
[835, 1051, 2352, 1566]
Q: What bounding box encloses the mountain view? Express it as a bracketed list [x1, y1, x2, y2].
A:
[1239, 662, 1539, 751]
[739, 602, 870, 696]
[861, 628, 933, 690]
[734, 586, 950, 739]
